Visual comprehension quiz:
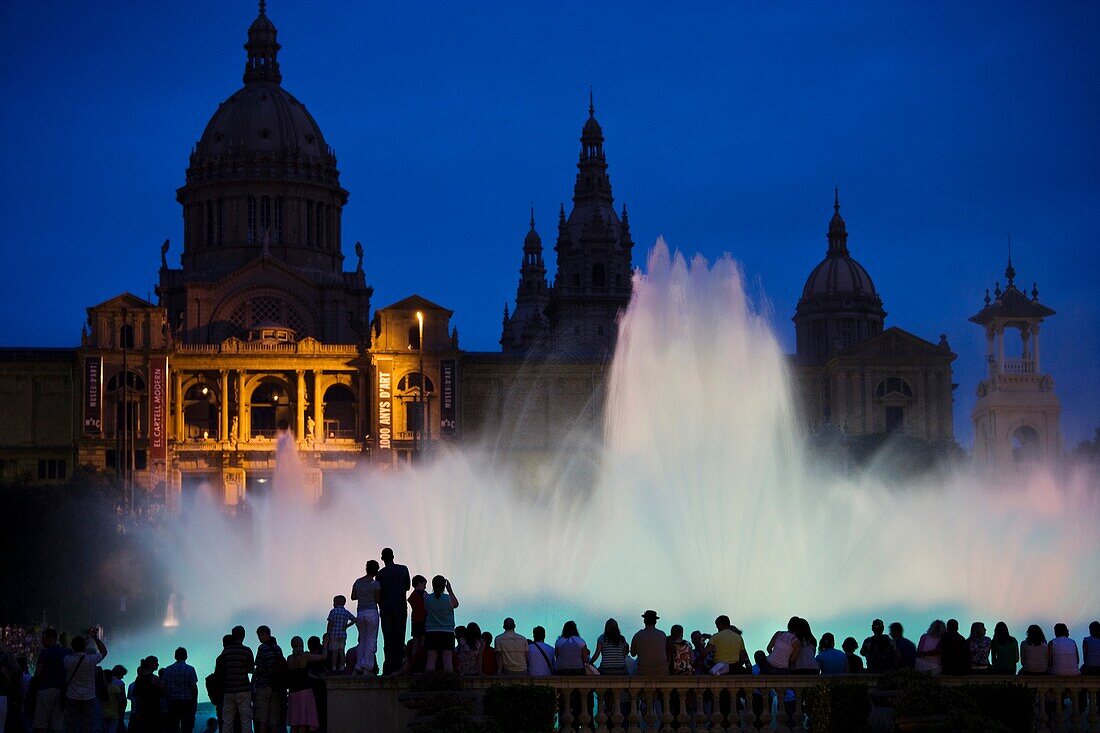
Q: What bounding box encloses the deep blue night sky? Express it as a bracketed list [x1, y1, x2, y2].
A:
[1, 1, 1097, 446]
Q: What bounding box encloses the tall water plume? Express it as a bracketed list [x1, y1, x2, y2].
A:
[137, 239, 1099, 674]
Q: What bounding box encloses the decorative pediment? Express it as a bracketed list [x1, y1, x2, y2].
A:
[837, 327, 954, 361]
[297, 336, 320, 353]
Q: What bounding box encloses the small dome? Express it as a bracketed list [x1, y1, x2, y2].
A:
[801, 253, 878, 299]
[583, 115, 603, 137]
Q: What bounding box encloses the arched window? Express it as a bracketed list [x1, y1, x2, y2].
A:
[397, 373, 434, 394]
[184, 382, 218, 440]
[875, 377, 913, 399]
[250, 381, 291, 438]
[118, 323, 135, 349]
[322, 384, 356, 439]
[592, 262, 606, 288]
[107, 371, 145, 393]
[1012, 426, 1041, 463]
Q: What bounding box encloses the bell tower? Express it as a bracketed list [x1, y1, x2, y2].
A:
[969, 257, 1061, 470]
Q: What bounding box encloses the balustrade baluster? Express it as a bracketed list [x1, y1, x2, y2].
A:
[1035, 684, 1050, 732]
[578, 684, 594, 731]
[738, 683, 759, 732]
[675, 686, 692, 733]
[561, 688, 576, 733]
[757, 683, 772, 730]
[708, 684, 725, 731]
[790, 686, 806, 733]
[627, 688, 642, 733]
[658, 689, 674, 733]
[610, 688, 626, 733]
[594, 685, 609, 733]
[1053, 685, 1067, 730]
[693, 685, 710, 731]
[1070, 683, 1088, 732]
[1088, 684, 1100, 731]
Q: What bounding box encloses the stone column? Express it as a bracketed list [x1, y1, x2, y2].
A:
[219, 370, 229, 441]
[1032, 324, 1041, 373]
[313, 371, 324, 442]
[358, 366, 369, 444]
[172, 370, 183, 440]
[996, 325, 1005, 372]
[296, 370, 306, 440]
[236, 371, 248, 441]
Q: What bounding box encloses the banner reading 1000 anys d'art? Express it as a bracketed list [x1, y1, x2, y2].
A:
[376, 360, 393, 455]
[83, 356, 103, 435]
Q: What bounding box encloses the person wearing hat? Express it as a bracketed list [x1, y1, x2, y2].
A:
[631, 610, 669, 677]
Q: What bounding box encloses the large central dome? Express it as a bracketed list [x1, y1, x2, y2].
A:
[175, 2, 348, 278]
[185, 5, 338, 187]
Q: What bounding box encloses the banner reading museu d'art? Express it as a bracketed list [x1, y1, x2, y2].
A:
[439, 358, 457, 435]
[83, 356, 103, 435]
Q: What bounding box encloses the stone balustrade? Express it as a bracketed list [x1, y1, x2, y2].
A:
[326, 673, 1100, 732]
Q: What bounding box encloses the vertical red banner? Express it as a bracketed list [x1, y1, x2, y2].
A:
[439, 358, 456, 435]
[150, 357, 168, 472]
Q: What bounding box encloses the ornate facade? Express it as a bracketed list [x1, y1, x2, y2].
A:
[0, 5, 969, 505]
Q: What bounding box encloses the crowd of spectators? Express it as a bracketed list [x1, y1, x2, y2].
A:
[3, 546, 1099, 733]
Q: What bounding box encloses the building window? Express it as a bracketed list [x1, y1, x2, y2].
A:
[884, 406, 904, 433]
[38, 459, 66, 480]
[205, 201, 214, 246]
[247, 196, 257, 243]
[274, 197, 284, 244]
[305, 200, 314, 246]
[875, 377, 913, 399]
[572, 270, 581, 287]
[1012, 426, 1041, 463]
[119, 323, 135, 349]
[317, 202, 326, 249]
[841, 319, 855, 348]
[592, 262, 606, 288]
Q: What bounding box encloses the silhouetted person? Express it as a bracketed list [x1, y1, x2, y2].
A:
[1082, 621, 1100, 675]
[940, 619, 970, 675]
[217, 629, 254, 733]
[815, 633, 846, 675]
[375, 548, 411, 674]
[860, 619, 898, 672]
[842, 637, 863, 672]
[63, 628, 108, 733]
[889, 622, 917, 669]
[253, 626, 284, 733]
[32, 627, 67, 733]
[161, 647, 198, 733]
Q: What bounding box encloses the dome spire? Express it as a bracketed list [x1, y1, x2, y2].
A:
[244, 0, 281, 85]
[827, 187, 848, 255]
[589, 86, 595, 118]
[1005, 234, 1016, 286]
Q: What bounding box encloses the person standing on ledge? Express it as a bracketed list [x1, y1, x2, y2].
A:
[375, 548, 411, 675]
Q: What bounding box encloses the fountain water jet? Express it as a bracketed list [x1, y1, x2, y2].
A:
[139, 239, 1098, 683]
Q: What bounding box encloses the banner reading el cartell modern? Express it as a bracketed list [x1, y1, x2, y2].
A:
[149, 357, 168, 486]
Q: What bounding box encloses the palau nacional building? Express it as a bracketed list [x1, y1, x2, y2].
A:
[0, 5, 1062, 508]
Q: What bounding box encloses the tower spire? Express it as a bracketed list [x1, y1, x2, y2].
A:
[827, 188, 848, 254]
[244, 0, 281, 84]
[1005, 234, 1016, 285]
[589, 86, 594, 117]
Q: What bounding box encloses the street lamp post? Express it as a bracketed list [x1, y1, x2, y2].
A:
[416, 311, 424, 461]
